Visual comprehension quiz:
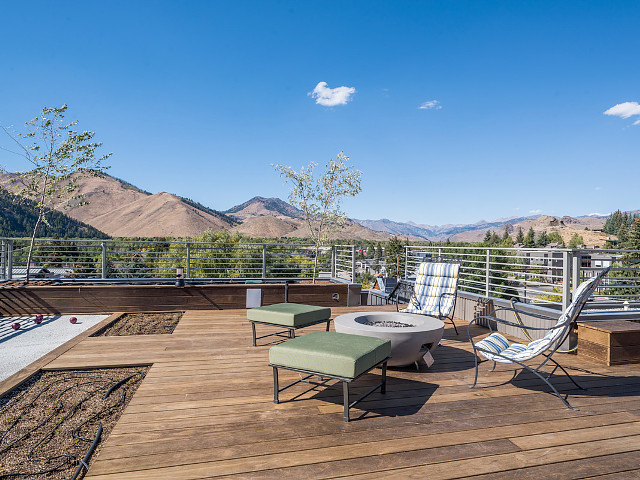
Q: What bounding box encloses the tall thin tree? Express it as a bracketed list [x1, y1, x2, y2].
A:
[1, 105, 111, 282]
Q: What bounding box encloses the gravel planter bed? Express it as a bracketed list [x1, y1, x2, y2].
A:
[0, 366, 148, 479]
[91, 312, 183, 336]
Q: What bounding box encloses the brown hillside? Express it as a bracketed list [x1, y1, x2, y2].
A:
[284, 221, 422, 242]
[86, 191, 231, 237]
[448, 215, 611, 246]
[0, 173, 233, 237]
[231, 216, 299, 238]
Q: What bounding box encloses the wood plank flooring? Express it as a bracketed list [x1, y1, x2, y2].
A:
[40, 305, 640, 479]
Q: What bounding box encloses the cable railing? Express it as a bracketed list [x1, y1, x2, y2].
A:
[0, 238, 355, 283]
[405, 245, 640, 309]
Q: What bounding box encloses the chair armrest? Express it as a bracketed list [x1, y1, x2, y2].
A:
[474, 315, 567, 331]
[437, 291, 456, 318]
[488, 306, 559, 322]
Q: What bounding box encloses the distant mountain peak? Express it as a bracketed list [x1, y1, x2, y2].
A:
[225, 196, 305, 221]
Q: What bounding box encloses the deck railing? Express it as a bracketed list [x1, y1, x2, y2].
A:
[405, 245, 640, 309]
[0, 238, 357, 283]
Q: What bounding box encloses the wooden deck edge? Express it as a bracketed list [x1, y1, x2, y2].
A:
[0, 312, 125, 397]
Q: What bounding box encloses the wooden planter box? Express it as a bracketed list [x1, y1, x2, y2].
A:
[578, 321, 640, 366]
[0, 282, 361, 316]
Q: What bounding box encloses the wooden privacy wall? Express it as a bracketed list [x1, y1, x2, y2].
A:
[0, 283, 359, 316]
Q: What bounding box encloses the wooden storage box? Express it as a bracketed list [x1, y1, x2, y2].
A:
[578, 321, 640, 366]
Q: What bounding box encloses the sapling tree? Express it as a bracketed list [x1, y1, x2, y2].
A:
[0, 105, 111, 282]
[274, 152, 362, 283]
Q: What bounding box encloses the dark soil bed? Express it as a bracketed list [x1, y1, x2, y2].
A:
[91, 312, 182, 336]
[0, 366, 148, 479]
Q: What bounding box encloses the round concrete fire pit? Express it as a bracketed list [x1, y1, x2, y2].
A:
[334, 312, 445, 367]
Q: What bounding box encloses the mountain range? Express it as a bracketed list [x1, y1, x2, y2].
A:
[355, 214, 611, 244]
[0, 172, 621, 245]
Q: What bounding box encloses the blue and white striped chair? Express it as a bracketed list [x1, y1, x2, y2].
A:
[469, 267, 610, 410]
[400, 262, 461, 334]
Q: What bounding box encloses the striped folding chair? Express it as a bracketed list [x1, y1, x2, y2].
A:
[398, 262, 461, 334]
[469, 267, 610, 410]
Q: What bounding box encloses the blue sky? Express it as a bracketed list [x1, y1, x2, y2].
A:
[1, 1, 638, 225]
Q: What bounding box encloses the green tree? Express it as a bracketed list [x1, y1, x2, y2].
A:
[568, 233, 584, 248]
[502, 227, 510, 243]
[385, 236, 405, 278]
[547, 232, 564, 246]
[627, 218, 640, 249]
[515, 227, 524, 244]
[536, 230, 549, 247]
[502, 234, 514, 248]
[483, 230, 492, 243]
[524, 227, 535, 247]
[274, 152, 362, 282]
[1, 105, 110, 281]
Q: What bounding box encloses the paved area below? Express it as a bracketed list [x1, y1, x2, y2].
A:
[0, 314, 109, 382]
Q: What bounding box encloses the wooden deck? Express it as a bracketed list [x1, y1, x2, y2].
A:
[40, 305, 640, 479]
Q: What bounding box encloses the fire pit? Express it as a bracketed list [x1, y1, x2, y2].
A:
[334, 312, 445, 367]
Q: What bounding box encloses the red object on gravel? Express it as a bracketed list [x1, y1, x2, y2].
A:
[70, 317, 78, 324]
[35, 314, 43, 324]
[12, 323, 21, 330]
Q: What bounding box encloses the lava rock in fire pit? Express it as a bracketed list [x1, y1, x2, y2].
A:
[361, 320, 413, 328]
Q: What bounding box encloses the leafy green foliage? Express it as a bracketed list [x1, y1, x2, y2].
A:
[385, 236, 405, 278]
[547, 231, 564, 246]
[568, 233, 584, 248]
[524, 227, 535, 247]
[274, 152, 362, 281]
[536, 230, 549, 247]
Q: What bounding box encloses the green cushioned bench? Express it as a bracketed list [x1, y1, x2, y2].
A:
[269, 331, 391, 422]
[247, 303, 332, 346]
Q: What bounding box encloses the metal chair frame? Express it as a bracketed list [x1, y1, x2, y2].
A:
[468, 267, 610, 410]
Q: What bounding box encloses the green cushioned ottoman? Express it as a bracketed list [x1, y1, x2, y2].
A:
[247, 303, 332, 346]
[268, 331, 391, 421]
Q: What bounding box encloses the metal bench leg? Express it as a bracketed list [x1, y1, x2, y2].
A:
[273, 367, 279, 404]
[343, 381, 350, 422]
[381, 361, 387, 394]
[251, 323, 257, 347]
[326, 320, 330, 331]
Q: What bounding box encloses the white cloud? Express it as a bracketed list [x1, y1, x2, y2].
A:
[634, 119, 640, 126]
[529, 209, 542, 214]
[419, 100, 442, 110]
[309, 82, 356, 106]
[594, 186, 602, 190]
[603, 101, 640, 119]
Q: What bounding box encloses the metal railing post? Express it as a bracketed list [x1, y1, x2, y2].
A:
[562, 251, 572, 311]
[331, 245, 336, 279]
[351, 245, 357, 282]
[1, 240, 5, 280]
[485, 249, 491, 297]
[7, 240, 13, 281]
[262, 244, 267, 279]
[438, 248, 443, 263]
[572, 250, 581, 294]
[404, 246, 408, 279]
[186, 243, 191, 278]
[101, 242, 107, 279]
